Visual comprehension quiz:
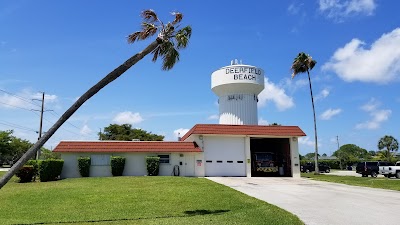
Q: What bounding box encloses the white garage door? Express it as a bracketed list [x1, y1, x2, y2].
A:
[204, 136, 246, 176]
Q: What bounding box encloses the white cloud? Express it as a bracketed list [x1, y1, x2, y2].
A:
[315, 88, 330, 101]
[80, 124, 92, 136]
[299, 136, 321, 148]
[355, 99, 391, 130]
[323, 28, 400, 83]
[258, 78, 294, 111]
[0, 90, 58, 110]
[288, 3, 303, 15]
[320, 108, 342, 120]
[282, 77, 309, 93]
[258, 118, 269, 125]
[319, 0, 376, 22]
[112, 111, 143, 125]
[207, 114, 219, 120]
[174, 128, 189, 139]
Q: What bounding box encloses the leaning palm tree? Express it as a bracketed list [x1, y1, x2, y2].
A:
[0, 10, 192, 188]
[291, 52, 319, 174]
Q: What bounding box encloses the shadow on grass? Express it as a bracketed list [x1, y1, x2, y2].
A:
[16, 209, 230, 225]
[184, 209, 230, 215]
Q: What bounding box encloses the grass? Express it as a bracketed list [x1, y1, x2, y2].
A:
[0, 172, 302, 225]
[301, 172, 400, 191]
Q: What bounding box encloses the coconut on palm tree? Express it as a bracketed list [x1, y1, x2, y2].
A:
[0, 10, 192, 189]
[291, 52, 319, 174]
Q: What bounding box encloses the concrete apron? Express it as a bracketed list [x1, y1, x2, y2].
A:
[207, 177, 400, 225]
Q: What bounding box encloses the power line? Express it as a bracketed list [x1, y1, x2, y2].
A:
[49, 111, 81, 130]
[0, 100, 39, 111]
[34, 111, 83, 137]
[0, 88, 42, 108]
[0, 120, 37, 132]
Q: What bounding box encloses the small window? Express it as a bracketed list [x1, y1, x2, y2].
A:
[237, 161, 244, 163]
[227, 161, 233, 163]
[206, 160, 212, 163]
[158, 155, 170, 164]
[217, 160, 223, 163]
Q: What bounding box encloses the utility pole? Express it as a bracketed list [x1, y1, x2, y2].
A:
[32, 92, 52, 160]
[336, 135, 342, 170]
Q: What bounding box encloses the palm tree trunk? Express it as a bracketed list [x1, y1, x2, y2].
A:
[307, 71, 319, 174]
[0, 38, 162, 189]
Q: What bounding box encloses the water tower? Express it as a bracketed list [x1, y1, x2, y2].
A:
[211, 60, 265, 125]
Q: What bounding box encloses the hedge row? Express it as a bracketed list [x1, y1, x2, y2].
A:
[39, 159, 64, 182]
[16, 165, 35, 183]
[300, 159, 366, 169]
[16, 159, 63, 183]
[78, 157, 91, 177]
[111, 156, 126, 176]
[146, 156, 160, 176]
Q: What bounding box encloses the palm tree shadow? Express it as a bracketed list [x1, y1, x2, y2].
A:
[19, 210, 230, 224]
[184, 209, 230, 216]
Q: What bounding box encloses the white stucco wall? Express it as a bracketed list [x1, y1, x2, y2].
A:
[290, 137, 301, 178]
[60, 152, 201, 178]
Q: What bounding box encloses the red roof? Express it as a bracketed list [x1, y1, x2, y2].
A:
[53, 141, 202, 153]
[181, 124, 306, 141]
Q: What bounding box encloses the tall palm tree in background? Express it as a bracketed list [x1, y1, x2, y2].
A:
[378, 135, 399, 163]
[291, 52, 319, 174]
[0, 10, 192, 189]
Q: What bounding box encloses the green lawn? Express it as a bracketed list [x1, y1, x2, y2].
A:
[301, 173, 400, 191]
[0, 172, 302, 225]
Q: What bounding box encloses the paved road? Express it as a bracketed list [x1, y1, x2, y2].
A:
[207, 177, 400, 225]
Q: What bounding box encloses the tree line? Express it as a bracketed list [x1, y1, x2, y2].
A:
[0, 130, 59, 166]
[300, 135, 399, 169]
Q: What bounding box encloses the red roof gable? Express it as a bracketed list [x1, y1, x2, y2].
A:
[181, 124, 306, 141]
[53, 141, 202, 153]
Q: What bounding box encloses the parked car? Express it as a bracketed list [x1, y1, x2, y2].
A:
[380, 161, 400, 178]
[301, 162, 331, 173]
[356, 161, 391, 178]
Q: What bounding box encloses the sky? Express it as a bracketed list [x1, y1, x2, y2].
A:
[0, 0, 399, 155]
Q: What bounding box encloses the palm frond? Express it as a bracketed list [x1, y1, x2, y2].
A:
[141, 9, 158, 23]
[171, 12, 183, 25]
[291, 52, 317, 78]
[127, 31, 142, 43]
[151, 45, 161, 62]
[158, 41, 179, 70]
[139, 22, 158, 40]
[175, 26, 192, 49]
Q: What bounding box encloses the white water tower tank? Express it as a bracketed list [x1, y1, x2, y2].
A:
[211, 61, 265, 125]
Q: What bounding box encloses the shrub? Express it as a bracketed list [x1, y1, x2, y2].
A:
[146, 156, 160, 176]
[111, 156, 126, 176]
[16, 165, 35, 183]
[26, 160, 41, 180]
[39, 159, 64, 182]
[78, 157, 91, 177]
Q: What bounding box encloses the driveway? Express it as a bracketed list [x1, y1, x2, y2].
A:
[207, 177, 400, 225]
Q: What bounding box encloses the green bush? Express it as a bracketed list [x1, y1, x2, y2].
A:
[111, 156, 126, 176]
[39, 159, 64, 182]
[146, 156, 160, 176]
[78, 157, 91, 177]
[16, 165, 35, 183]
[26, 160, 41, 180]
